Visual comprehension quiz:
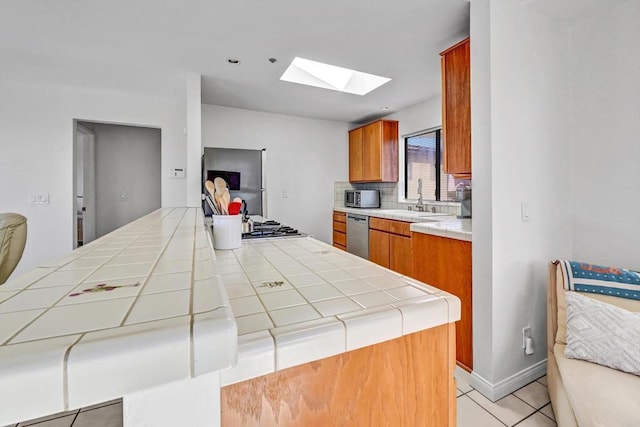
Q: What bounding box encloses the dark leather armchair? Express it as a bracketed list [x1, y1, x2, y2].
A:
[0, 213, 27, 285]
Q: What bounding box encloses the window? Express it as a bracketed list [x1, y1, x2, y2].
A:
[404, 129, 464, 201]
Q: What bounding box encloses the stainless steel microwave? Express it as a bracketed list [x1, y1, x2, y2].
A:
[345, 190, 380, 208]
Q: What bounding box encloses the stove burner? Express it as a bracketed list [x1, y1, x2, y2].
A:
[242, 221, 304, 239]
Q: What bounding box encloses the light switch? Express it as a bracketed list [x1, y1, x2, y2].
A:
[28, 192, 49, 205]
[170, 168, 185, 178]
[521, 202, 531, 222]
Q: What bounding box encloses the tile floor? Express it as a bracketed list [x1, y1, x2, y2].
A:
[456, 371, 556, 427]
[6, 374, 555, 427]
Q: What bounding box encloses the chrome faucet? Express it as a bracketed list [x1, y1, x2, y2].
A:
[416, 178, 425, 212]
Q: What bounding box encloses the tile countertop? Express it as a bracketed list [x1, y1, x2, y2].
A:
[213, 235, 461, 387]
[0, 207, 461, 425]
[333, 206, 472, 242]
[410, 219, 472, 242]
[0, 207, 236, 425]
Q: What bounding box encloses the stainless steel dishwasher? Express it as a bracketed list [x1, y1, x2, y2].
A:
[346, 213, 369, 259]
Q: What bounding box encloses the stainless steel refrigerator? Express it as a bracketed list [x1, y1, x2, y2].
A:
[203, 147, 266, 216]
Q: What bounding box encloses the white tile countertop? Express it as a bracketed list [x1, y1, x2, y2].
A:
[211, 235, 461, 387]
[410, 219, 472, 242]
[0, 207, 461, 426]
[0, 208, 237, 425]
[333, 206, 472, 241]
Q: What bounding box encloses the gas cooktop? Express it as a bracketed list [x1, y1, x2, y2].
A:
[242, 220, 305, 240]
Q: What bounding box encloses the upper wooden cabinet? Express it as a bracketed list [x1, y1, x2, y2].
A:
[349, 119, 398, 182]
[441, 37, 471, 178]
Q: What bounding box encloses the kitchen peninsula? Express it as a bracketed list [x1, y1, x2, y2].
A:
[0, 208, 460, 427]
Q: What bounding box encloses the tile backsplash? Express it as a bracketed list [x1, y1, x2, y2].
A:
[334, 182, 461, 215]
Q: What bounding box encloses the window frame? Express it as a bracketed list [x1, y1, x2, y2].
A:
[403, 127, 445, 202]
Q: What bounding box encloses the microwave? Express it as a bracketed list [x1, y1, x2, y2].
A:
[345, 190, 380, 208]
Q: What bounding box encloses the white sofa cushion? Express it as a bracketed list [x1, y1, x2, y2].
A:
[555, 343, 640, 427]
[565, 292, 640, 376]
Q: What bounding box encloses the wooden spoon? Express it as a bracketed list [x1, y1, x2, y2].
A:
[204, 180, 216, 198]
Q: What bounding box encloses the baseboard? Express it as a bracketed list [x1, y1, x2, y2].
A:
[470, 359, 547, 402]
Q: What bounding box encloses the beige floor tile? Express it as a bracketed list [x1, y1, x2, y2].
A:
[73, 403, 122, 427]
[457, 395, 504, 427]
[457, 388, 464, 397]
[455, 368, 474, 393]
[468, 390, 535, 426]
[536, 375, 548, 386]
[18, 414, 76, 427]
[513, 381, 550, 409]
[539, 404, 556, 421]
[515, 412, 556, 427]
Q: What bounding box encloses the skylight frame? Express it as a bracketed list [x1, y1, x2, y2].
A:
[279, 57, 391, 96]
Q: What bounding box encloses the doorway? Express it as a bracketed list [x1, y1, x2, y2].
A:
[73, 121, 161, 248]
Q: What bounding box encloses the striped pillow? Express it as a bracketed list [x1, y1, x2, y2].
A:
[558, 260, 640, 301]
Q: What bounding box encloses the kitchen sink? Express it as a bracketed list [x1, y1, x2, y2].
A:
[374, 210, 456, 221]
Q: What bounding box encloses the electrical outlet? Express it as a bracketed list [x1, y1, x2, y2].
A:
[522, 326, 531, 349]
[282, 190, 288, 199]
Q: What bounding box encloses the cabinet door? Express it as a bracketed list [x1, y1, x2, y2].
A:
[441, 38, 471, 177]
[363, 121, 382, 181]
[369, 229, 389, 268]
[349, 127, 364, 182]
[390, 234, 412, 277]
[413, 232, 472, 371]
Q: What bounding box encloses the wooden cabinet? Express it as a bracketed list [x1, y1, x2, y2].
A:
[441, 37, 471, 178]
[390, 234, 412, 276]
[332, 211, 346, 250]
[369, 217, 413, 277]
[412, 232, 472, 371]
[348, 127, 364, 182]
[369, 229, 390, 268]
[348, 120, 398, 182]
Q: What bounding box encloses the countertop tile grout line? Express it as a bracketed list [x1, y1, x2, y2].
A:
[1, 210, 174, 346]
[62, 334, 85, 411]
[119, 208, 187, 326]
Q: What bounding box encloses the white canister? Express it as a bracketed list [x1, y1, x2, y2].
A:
[212, 214, 242, 250]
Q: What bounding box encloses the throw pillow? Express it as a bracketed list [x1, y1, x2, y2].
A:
[565, 291, 640, 376]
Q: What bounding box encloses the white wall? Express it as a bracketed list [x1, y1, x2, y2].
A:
[569, 1, 640, 271]
[201, 104, 349, 244]
[385, 96, 443, 203]
[93, 124, 162, 238]
[470, 0, 573, 399]
[0, 81, 187, 277]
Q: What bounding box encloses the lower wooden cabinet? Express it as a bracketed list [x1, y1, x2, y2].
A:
[369, 218, 413, 277]
[332, 211, 346, 250]
[389, 234, 412, 276]
[412, 232, 472, 371]
[369, 229, 390, 268]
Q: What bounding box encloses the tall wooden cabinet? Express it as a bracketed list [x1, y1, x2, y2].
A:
[440, 37, 471, 178]
[349, 119, 398, 182]
[413, 232, 472, 371]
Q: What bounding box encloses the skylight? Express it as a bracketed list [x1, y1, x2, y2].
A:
[280, 57, 391, 96]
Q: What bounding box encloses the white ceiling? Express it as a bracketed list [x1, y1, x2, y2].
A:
[0, 0, 470, 123]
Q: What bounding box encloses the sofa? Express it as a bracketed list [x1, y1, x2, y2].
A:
[547, 260, 640, 427]
[0, 213, 27, 285]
